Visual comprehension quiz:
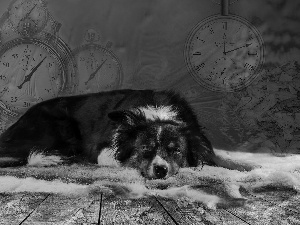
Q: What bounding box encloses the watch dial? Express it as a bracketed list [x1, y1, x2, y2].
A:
[72, 44, 122, 94]
[0, 43, 63, 113]
[185, 15, 264, 92]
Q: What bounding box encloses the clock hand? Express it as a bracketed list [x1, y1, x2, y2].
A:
[85, 59, 107, 85]
[18, 56, 47, 89]
[224, 43, 252, 54]
[220, 67, 226, 76]
[21, 4, 37, 21]
[0, 87, 8, 95]
[223, 33, 226, 55]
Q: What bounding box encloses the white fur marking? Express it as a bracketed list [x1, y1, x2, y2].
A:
[27, 151, 63, 166]
[157, 126, 162, 142]
[152, 155, 167, 165]
[137, 105, 178, 121]
[111, 125, 121, 151]
[97, 148, 120, 167]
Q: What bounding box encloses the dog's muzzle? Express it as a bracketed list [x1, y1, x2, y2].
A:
[153, 164, 168, 179]
[150, 155, 170, 179]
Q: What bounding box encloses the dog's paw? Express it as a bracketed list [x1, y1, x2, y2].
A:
[27, 151, 64, 167]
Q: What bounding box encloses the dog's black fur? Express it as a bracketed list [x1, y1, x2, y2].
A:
[0, 89, 216, 178]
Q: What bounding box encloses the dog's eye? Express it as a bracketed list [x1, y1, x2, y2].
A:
[167, 143, 180, 154]
[173, 148, 181, 154]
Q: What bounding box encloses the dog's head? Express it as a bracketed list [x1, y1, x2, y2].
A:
[108, 105, 209, 179]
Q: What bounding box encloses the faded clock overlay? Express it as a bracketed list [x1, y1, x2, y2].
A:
[71, 43, 123, 94]
[0, 41, 64, 113]
[185, 15, 264, 92]
[8, 0, 48, 36]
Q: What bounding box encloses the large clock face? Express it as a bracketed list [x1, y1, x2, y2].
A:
[71, 44, 123, 94]
[185, 15, 264, 92]
[0, 40, 64, 113]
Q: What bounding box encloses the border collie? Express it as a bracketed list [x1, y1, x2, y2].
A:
[0, 89, 216, 179]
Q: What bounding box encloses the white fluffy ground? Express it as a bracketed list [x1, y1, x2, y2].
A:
[0, 149, 300, 209]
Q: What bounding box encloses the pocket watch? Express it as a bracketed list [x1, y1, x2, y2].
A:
[8, 0, 49, 37]
[0, 32, 75, 114]
[68, 29, 123, 94]
[184, 0, 264, 92]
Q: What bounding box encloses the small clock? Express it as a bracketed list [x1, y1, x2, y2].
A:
[8, 0, 48, 37]
[0, 32, 75, 114]
[69, 32, 123, 94]
[184, 10, 264, 92]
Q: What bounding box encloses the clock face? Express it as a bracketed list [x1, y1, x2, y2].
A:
[71, 44, 123, 94]
[0, 39, 65, 113]
[8, 0, 48, 36]
[185, 15, 264, 92]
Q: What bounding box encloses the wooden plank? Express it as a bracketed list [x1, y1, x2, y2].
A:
[251, 187, 300, 215]
[0, 192, 49, 225]
[154, 196, 250, 225]
[249, 188, 300, 224]
[224, 188, 300, 225]
[62, 197, 101, 225]
[153, 196, 202, 224]
[22, 194, 99, 224]
[99, 194, 174, 225]
[1, 189, 298, 224]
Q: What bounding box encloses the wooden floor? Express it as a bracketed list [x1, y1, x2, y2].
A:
[0, 187, 299, 225]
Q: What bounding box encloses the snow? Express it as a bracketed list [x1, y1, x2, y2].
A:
[0, 148, 299, 209]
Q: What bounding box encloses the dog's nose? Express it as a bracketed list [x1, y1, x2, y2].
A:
[153, 165, 168, 179]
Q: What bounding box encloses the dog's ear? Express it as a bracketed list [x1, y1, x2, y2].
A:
[108, 110, 144, 126]
[186, 133, 216, 167]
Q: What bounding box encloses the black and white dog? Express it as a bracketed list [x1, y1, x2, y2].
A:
[0, 89, 217, 179]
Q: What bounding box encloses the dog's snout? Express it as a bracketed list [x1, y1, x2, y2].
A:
[154, 165, 168, 179]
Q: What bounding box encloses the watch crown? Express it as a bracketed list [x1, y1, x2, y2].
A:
[85, 28, 101, 44]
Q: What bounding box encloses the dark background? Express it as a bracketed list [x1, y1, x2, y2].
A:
[0, 0, 299, 152]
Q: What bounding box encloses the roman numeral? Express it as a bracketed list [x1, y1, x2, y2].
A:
[248, 51, 257, 56]
[2, 62, 9, 67]
[195, 63, 205, 71]
[223, 22, 227, 30]
[247, 34, 254, 42]
[244, 63, 254, 71]
[223, 33, 226, 40]
[193, 51, 201, 55]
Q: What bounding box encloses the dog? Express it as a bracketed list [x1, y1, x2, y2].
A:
[0, 89, 217, 179]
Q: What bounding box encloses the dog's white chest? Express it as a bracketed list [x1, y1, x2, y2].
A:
[97, 148, 120, 167]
